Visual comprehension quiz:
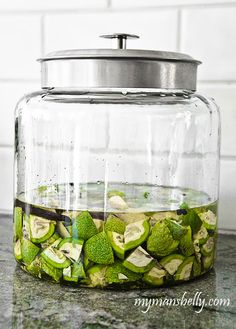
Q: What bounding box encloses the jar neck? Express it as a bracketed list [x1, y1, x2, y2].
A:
[42, 87, 195, 97]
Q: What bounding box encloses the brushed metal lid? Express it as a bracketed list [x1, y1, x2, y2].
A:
[39, 33, 201, 91]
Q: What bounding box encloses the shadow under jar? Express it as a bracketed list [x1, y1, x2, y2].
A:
[13, 33, 220, 289]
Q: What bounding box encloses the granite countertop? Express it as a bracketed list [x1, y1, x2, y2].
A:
[0, 215, 235, 329]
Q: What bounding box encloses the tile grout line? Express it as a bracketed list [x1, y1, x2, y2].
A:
[0, 2, 236, 15]
[40, 14, 45, 56]
[176, 8, 182, 52]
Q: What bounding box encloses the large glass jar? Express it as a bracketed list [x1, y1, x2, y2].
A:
[13, 34, 220, 288]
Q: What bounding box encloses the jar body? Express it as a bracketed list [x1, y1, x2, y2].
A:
[13, 90, 220, 288]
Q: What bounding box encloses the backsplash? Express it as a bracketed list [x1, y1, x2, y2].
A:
[0, 0, 235, 230]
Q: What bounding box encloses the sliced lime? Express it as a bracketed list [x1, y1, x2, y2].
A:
[41, 258, 63, 282]
[143, 264, 166, 286]
[41, 245, 71, 269]
[160, 254, 185, 275]
[22, 214, 31, 240]
[72, 211, 98, 240]
[29, 215, 55, 243]
[21, 238, 40, 265]
[63, 262, 86, 283]
[193, 226, 209, 245]
[87, 265, 107, 288]
[108, 195, 128, 210]
[56, 221, 71, 238]
[201, 237, 215, 256]
[181, 209, 202, 234]
[107, 231, 125, 259]
[41, 233, 60, 249]
[174, 256, 194, 281]
[199, 210, 217, 231]
[58, 238, 83, 262]
[93, 218, 104, 232]
[123, 246, 155, 273]
[104, 214, 125, 235]
[179, 226, 195, 256]
[193, 258, 202, 276]
[147, 221, 179, 257]
[84, 232, 114, 265]
[14, 207, 23, 239]
[116, 212, 148, 225]
[14, 239, 22, 261]
[124, 219, 150, 251]
[105, 261, 141, 284]
[202, 253, 214, 270]
[165, 218, 187, 240]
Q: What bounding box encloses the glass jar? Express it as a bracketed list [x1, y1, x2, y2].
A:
[13, 34, 220, 288]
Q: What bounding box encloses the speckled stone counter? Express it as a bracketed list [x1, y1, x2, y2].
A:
[0, 215, 235, 329]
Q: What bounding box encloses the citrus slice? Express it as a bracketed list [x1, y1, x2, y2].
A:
[29, 215, 55, 243]
[14, 239, 22, 261]
[21, 238, 40, 265]
[174, 256, 194, 281]
[41, 245, 71, 269]
[201, 237, 215, 256]
[199, 210, 217, 231]
[143, 264, 166, 286]
[160, 254, 185, 275]
[124, 219, 150, 251]
[58, 238, 83, 262]
[123, 246, 155, 273]
[107, 231, 125, 259]
[84, 232, 114, 265]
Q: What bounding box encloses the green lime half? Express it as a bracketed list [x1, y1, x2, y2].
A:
[41, 245, 71, 269]
[104, 215, 125, 235]
[179, 226, 195, 256]
[124, 219, 150, 251]
[193, 226, 209, 245]
[123, 246, 155, 273]
[174, 256, 194, 281]
[147, 221, 179, 257]
[199, 210, 217, 231]
[29, 215, 55, 243]
[14, 207, 23, 239]
[21, 238, 40, 265]
[84, 232, 114, 265]
[107, 231, 125, 259]
[201, 237, 215, 256]
[143, 264, 166, 286]
[14, 239, 22, 261]
[72, 211, 98, 240]
[87, 265, 107, 288]
[160, 254, 185, 275]
[105, 261, 141, 284]
[58, 238, 84, 262]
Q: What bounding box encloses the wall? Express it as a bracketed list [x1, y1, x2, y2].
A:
[0, 0, 235, 230]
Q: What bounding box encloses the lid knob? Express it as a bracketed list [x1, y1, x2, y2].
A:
[100, 33, 139, 49]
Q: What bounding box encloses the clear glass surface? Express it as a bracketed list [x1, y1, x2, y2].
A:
[13, 89, 220, 288]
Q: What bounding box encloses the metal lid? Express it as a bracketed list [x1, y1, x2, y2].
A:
[39, 33, 201, 91]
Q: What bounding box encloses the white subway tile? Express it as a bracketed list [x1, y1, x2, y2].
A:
[198, 84, 236, 156]
[0, 0, 108, 11]
[0, 15, 41, 79]
[219, 159, 236, 230]
[0, 147, 13, 212]
[181, 7, 236, 81]
[44, 10, 178, 53]
[112, 0, 236, 8]
[0, 82, 39, 146]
